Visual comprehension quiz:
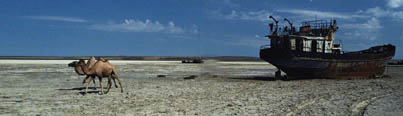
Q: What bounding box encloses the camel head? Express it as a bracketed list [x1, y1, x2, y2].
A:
[68, 59, 87, 67]
[77, 59, 87, 66]
[68, 61, 79, 67]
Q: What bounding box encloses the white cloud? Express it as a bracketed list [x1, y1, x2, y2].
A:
[390, 11, 403, 20]
[277, 9, 367, 19]
[23, 16, 87, 23]
[344, 17, 382, 30]
[387, 0, 403, 8]
[89, 19, 184, 34]
[214, 9, 365, 23]
[343, 17, 382, 40]
[365, 7, 389, 17]
[166, 21, 185, 34]
[217, 10, 273, 21]
[362, 7, 403, 21]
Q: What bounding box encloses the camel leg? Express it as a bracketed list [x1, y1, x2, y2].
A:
[77, 74, 80, 80]
[85, 77, 93, 95]
[115, 75, 124, 93]
[98, 77, 104, 95]
[82, 75, 90, 86]
[112, 76, 118, 88]
[105, 76, 112, 94]
[92, 75, 96, 90]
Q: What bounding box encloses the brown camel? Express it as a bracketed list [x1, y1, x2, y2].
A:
[77, 59, 123, 95]
[81, 57, 119, 87]
[84, 58, 119, 88]
[68, 57, 119, 89]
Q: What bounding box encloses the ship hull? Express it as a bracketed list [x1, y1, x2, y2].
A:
[259, 45, 395, 79]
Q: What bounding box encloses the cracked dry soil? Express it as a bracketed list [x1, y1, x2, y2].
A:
[0, 60, 402, 115]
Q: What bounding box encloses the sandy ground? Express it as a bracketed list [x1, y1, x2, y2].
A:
[0, 60, 402, 116]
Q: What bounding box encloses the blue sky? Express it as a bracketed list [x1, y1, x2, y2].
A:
[0, 0, 402, 58]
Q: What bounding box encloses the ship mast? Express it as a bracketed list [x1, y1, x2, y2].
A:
[269, 16, 279, 35]
[284, 18, 295, 35]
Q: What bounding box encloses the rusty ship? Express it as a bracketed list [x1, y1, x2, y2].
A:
[259, 16, 396, 79]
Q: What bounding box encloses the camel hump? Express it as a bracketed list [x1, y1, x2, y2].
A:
[87, 57, 96, 63]
[87, 56, 97, 68]
[98, 58, 109, 62]
[89, 56, 95, 60]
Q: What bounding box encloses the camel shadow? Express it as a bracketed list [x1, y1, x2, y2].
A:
[56, 87, 97, 91]
[78, 91, 100, 95]
[56, 87, 102, 95]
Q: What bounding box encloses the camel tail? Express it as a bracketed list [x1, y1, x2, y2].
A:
[112, 68, 119, 77]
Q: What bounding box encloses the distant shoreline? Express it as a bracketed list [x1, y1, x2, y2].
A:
[0, 56, 262, 61]
[0, 56, 400, 63]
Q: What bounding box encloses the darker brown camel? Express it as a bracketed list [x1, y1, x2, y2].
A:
[77, 59, 123, 95]
[68, 57, 97, 88]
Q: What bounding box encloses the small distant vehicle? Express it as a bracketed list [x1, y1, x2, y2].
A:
[182, 59, 204, 63]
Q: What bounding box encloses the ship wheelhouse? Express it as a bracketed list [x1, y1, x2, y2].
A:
[264, 18, 342, 54]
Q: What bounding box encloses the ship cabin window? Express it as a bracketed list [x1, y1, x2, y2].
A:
[303, 40, 311, 52]
[324, 41, 333, 53]
[290, 39, 296, 50]
[317, 41, 323, 53]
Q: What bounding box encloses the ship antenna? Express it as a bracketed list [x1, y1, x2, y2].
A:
[269, 16, 279, 35]
[284, 18, 294, 34]
[340, 40, 343, 53]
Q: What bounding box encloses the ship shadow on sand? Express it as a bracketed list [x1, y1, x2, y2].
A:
[230, 75, 335, 81]
[230, 76, 277, 81]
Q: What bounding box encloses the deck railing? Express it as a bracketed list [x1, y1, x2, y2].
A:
[301, 20, 336, 30]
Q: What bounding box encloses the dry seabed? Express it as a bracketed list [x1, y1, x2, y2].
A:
[0, 60, 402, 115]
